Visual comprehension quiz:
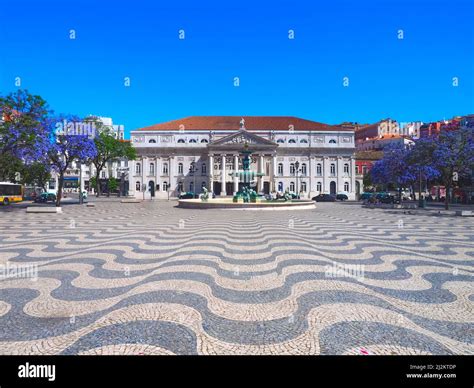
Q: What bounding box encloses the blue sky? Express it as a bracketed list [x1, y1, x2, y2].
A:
[1, 0, 473, 137]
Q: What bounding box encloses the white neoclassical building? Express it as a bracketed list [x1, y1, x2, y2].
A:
[129, 116, 356, 200]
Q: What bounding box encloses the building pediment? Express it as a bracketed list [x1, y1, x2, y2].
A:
[209, 130, 277, 149]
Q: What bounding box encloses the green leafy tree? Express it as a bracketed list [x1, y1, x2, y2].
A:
[108, 177, 118, 194]
[21, 162, 51, 191]
[88, 118, 136, 196]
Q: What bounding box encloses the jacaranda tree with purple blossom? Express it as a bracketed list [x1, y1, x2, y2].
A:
[370, 142, 418, 201]
[47, 115, 97, 206]
[0, 90, 52, 181]
[429, 128, 474, 209]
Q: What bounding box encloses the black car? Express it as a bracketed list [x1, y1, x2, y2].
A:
[312, 194, 336, 202]
[336, 194, 348, 201]
[34, 193, 56, 203]
[178, 192, 197, 199]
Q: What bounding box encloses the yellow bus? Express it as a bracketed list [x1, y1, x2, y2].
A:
[0, 182, 24, 205]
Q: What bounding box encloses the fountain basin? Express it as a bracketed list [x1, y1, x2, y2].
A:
[178, 198, 316, 210]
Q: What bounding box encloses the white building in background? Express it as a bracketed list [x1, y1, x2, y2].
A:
[129, 116, 356, 200]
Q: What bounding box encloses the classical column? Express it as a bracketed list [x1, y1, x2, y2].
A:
[209, 154, 214, 193]
[323, 156, 330, 193]
[272, 155, 277, 192]
[337, 156, 344, 193]
[141, 157, 146, 199]
[258, 154, 264, 192]
[221, 155, 227, 196]
[233, 154, 239, 194]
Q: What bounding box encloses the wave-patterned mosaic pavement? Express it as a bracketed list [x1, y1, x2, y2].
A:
[0, 200, 473, 355]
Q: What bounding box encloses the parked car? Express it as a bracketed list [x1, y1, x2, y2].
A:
[179, 192, 196, 199]
[34, 193, 56, 203]
[336, 194, 348, 201]
[312, 194, 336, 202]
[359, 192, 374, 201]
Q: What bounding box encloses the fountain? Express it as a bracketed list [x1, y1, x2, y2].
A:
[178, 142, 315, 210]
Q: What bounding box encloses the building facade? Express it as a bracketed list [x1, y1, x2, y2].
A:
[129, 116, 356, 200]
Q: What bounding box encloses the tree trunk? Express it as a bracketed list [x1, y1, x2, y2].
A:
[95, 171, 101, 197]
[56, 173, 64, 207]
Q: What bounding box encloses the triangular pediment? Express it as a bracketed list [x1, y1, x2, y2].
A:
[210, 130, 277, 147]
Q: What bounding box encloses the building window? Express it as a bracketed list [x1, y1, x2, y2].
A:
[202, 163, 207, 174]
[316, 163, 322, 176]
[278, 182, 284, 192]
[163, 163, 168, 174]
[362, 166, 368, 175]
[355, 165, 360, 174]
[163, 182, 168, 191]
[189, 139, 197, 143]
[148, 139, 156, 143]
[177, 139, 185, 143]
[329, 139, 337, 144]
[136, 182, 141, 191]
[101, 171, 106, 178]
[135, 163, 141, 175]
[277, 139, 285, 143]
[317, 182, 322, 192]
[344, 163, 349, 174]
[201, 139, 209, 143]
[300, 139, 308, 144]
[330, 163, 336, 176]
[190, 182, 194, 192]
[290, 163, 295, 175]
[290, 182, 295, 192]
[201, 181, 206, 189]
[301, 163, 307, 176]
[178, 182, 183, 192]
[288, 139, 296, 144]
[344, 182, 349, 192]
[149, 163, 155, 175]
[178, 163, 183, 174]
[301, 182, 307, 192]
[278, 163, 283, 176]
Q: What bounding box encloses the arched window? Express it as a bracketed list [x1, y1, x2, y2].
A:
[290, 182, 295, 192]
[316, 182, 322, 192]
[330, 163, 336, 175]
[301, 182, 307, 192]
[163, 163, 168, 174]
[135, 163, 141, 174]
[189, 139, 197, 143]
[301, 163, 307, 176]
[201, 163, 207, 174]
[163, 181, 168, 191]
[290, 163, 295, 175]
[201, 139, 209, 143]
[148, 139, 156, 143]
[278, 163, 283, 176]
[344, 163, 349, 174]
[300, 139, 308, 144]
[149, 163, 155, 175]
[344, 182, 349, 192]
[178, 163, 183, 174]
[288, 139, 296, 144]
[278, 182, 284, 192]
[329, 139, 337, 144]
[136, 181, 141, 191]
[316, 163, 322, 176]
[276, 139, 285, 143]
[177, 139, 185, 143]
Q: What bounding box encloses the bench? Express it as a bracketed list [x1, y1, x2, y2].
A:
[26, 207, 62, 213]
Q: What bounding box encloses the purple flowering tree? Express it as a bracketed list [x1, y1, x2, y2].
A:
[370, 143, 417, 201]
[47, 115, 97, 206]
[0, 90, 52, 180]
[430, 128, 474, 209]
